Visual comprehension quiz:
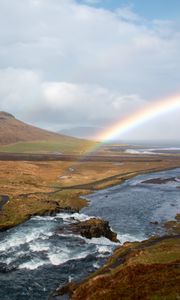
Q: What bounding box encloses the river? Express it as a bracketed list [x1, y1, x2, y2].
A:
[0, 168, 179, 299]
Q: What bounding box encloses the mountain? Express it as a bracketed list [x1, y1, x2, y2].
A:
[0, 111, 67, 145]
[0, 112, 96, 153]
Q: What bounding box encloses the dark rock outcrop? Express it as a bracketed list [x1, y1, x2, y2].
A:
[58, 218, 119, 243]
[142, 177, 179, 185]
[150, 221, 159, 225]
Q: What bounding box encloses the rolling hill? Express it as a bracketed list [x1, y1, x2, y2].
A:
[0, 112, 96, 153]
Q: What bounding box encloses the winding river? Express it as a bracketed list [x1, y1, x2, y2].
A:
[0, 168, 180, 300]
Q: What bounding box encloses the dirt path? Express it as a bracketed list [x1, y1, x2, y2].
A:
[0, 152, 169, 162]
[18, 165, 179, 199]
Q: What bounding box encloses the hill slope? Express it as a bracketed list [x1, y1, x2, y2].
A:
[0, 112, 96, 153]
[0, 111, 69, 145]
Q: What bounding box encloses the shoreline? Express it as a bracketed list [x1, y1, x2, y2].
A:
[50, 233, 180, 300]
[0, 161, 180, 232]
[0, 156, 179, 299]
[49, 167, 180, 300]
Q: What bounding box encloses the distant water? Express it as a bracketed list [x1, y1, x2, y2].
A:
[107, 143, 180, 155]
[124, 147, 180, 155]
[0, 169, 179, 299]
[83, 168, 180, 242]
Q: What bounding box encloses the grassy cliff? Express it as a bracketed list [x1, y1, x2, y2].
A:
[52, 233, 180, 300]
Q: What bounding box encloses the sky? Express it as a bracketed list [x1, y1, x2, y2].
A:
[0, 0, 180, 142]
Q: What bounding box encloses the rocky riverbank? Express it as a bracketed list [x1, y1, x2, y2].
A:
[0, 158, 180, 300]
[50, 238, 180, 299]
[50, 214, 180, 300]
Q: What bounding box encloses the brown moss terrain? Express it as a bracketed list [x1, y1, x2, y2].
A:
[51, 236, 180, 300]
[0, 155, 180, 231]
[164, 214, 180, 235]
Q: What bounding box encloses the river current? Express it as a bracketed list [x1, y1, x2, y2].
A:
[0, 168, 179, 299]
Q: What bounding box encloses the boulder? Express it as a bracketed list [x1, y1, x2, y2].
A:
[58, 218, 119, 243]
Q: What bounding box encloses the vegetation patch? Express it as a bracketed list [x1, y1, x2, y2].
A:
[51, 236, 180, 300]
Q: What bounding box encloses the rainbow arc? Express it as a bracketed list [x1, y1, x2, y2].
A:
[85, 95, 180, 154]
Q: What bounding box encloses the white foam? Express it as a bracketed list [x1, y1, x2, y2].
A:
[57, 233, 83, 239]
[93, 262, 100, 269]
[96, 245, 112, 254]
[32, 215, 56, 221]
[85, 236, 118, 246]
[118, 233, 145, 244]
[48, 250, 90, 266]
[125, 149, 155, 155]
[48, 252, 70, 266]
[0, 227, 53, 252]
[125, 147, 180, 155]
[29, 242, 50, 252]
[68, 275, 74, 283]
[0, 256, 16, 265]
[56, 212, 94, 223]
[19, 259, 46, 270]
[71, 213, 94, 222]
[175, 177, 180, 182]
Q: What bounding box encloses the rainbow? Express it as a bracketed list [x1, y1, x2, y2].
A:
[83, 94, 180, 155]
[95, 95, 180, 142]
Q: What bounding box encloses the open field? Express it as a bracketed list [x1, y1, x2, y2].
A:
[0, 139, 97, 154]
[0, 154, 180, 231]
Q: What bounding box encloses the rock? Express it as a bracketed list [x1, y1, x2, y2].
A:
[150, 221, 159, 225]
[142, 177, 178, 185]
[58, 218, 119, 243]
[0, 262, 16, 273]
[49, 283, 76, 300]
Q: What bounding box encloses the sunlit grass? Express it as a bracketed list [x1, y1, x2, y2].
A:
[0, 139, 98, 154]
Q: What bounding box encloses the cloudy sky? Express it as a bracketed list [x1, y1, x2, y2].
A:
[0, 0, 180, 142]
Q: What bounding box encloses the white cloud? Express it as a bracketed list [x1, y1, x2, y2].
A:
[0, 68, 42, 111]
[0, 67, 179, 141]
[0, 1, 179, 141]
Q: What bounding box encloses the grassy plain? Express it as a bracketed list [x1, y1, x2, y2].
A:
[0, 155, 180, 231]
[0, 139, 97, 154]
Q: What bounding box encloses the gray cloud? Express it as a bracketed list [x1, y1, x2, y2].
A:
[0, 0, 179, 141]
